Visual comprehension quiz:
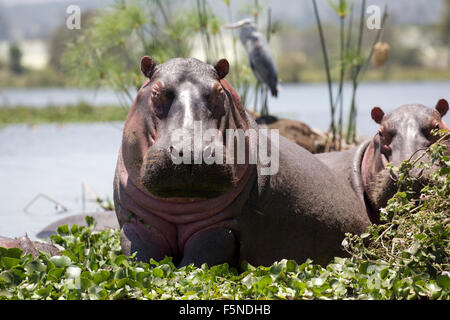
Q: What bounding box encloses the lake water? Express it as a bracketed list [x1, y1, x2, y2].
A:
[0, 81, 449, 239]
[0, 123, 123, 239]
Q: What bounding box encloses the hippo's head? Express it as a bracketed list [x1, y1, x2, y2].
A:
[362, 99, 449, 217]
[121, 57, 252, 201]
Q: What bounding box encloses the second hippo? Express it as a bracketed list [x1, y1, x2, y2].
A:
[316, 99, 449, 223]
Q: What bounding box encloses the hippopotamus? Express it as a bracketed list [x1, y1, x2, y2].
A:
[316, 99, 449, 223]
[0, 235, 60, 258]
[113, 56, 370, 268]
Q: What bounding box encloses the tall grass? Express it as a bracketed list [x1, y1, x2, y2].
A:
[312, 0, 389, 149]
[63, 0, 268, 110]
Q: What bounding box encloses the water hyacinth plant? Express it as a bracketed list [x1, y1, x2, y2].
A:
[1, 135, 448, 300]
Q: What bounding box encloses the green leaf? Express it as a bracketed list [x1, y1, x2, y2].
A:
[0, 271, 14, 284]
[359, 261, 369, 274]
[80, 277, 92, 291]
[25, 260, 47, 273]
[36, 286, 52, 298]
[380, 268, 389, 280]
[269, 264, 283, 275]
[114, 254, 129, 267]
[70, 224, 79, 234]
[65, 266, 81, 279]
[1, 256, 21, 269]
[114, 267, 126, 279]
[49, 255, 72, 268]
[47, 268, 64, 281]
[57, 224, 70, 235]
[436, 275, 450, 289]
[115, 278, 128, 289]
[0, 289, 13, 298]
[286, 260, 298, 273]
[414, 233, 426, 241]
[153, 268, 164, 278]
[93, 270, 110, 285]
[7, 248, 23, 259]
[256, 275, 273, 291]
[85, 216, 97, 228]
[427, 283, 442, 299]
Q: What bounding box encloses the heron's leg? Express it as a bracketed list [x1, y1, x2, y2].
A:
[261, 85, 269, 116]
[259, 84, 264, 115]
[253, 81, 260, 113]
[264, 85, 269, 115]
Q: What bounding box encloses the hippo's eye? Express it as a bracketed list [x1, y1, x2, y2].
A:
[150, 84, 172, 118]
[151, 89, 163, 105]
[423, 123, 442, 142]
[378, 129, 395, 145]
[207, 84, 226, 118]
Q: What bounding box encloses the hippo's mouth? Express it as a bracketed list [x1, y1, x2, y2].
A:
[147, 180, 235, 200]
[140, 162, 236, 201]
[369, 167, 432, 209]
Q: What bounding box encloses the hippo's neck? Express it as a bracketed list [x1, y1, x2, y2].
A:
[117, 149, 256, 223]
[115, 146, 257, 255]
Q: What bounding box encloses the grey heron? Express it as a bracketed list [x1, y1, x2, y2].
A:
[224, 18, 279, 98]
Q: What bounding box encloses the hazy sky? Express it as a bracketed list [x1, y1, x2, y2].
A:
[0, 0, 71, 6]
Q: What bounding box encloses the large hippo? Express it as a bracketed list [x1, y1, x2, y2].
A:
[316, 99, 449, 223]
[113, 56, 370, 267]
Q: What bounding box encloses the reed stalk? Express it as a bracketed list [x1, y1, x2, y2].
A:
[312, 0, 336, 149]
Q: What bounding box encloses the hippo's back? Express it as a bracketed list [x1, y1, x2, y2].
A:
[238, 135, 371, 266]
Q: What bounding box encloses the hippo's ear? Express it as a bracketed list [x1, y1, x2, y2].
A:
[371, 107, 385, 124]
[140, 56, 156, 78]
[214, 58, 229, 79]
[435, 99, 449, 117]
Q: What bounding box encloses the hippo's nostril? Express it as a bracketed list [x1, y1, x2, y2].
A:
[203, 146, 217, 159]
[389, 171, 398, 182]
[203, 146, 212, 159]
[169, 146, 183, 157]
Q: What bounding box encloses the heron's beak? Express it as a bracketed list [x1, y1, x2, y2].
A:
[222, 19, 250, 29]
[222, 22, 243, 30]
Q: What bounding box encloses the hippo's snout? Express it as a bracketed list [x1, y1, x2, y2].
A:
[369, 157, 436, 210]
[140, 146, 235, 199]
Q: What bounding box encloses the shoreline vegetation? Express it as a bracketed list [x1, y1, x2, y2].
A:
[1, 66, 450, 89]
[0, 102, 128, 125]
